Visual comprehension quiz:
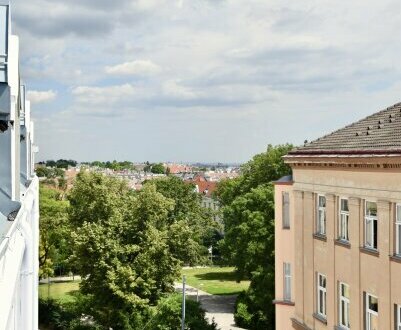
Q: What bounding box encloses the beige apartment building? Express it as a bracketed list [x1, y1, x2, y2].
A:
[274, 102, 401, 330]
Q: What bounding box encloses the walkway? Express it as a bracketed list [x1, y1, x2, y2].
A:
[175, 283, 246, 330]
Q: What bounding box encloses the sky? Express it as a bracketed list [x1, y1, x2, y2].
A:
[10, 0, 401, 163]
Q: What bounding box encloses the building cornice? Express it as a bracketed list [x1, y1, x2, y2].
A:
[284, 155, 401, 170]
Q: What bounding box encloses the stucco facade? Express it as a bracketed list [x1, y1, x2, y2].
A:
[275, 156, 401, 329]
[274, 101, 401, 330]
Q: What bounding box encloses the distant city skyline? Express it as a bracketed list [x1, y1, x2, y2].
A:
[12, 0, 401, 163]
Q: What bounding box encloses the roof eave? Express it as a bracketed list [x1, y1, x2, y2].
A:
[285, 149, 401, 158]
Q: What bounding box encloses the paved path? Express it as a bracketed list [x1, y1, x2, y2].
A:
[175, 283, 246, 330]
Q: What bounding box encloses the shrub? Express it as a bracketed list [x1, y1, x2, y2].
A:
[234, 292, 252, 328]
[39, 298, 103, 330]
[233, 268, 275, 330]
[39, 298, 76, 329]
[146, 294, 218, 330]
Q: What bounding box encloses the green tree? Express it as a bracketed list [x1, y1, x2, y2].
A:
[68, 173, 212, 328]
[147, 176, 218, 265]
[151, 163, 165, 174]
[215, 144, 293, 329]
[39, 185, 71, 278]
[146, 294, 217, 330]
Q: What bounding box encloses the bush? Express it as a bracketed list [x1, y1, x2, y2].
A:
[39, 298, 76, 329]
[39, 298, 103, 330]
[147, 294, 218, 330]
[233, 268, 275, 330]
[234, 292, 252, 328]
[39, 294, 217, 330]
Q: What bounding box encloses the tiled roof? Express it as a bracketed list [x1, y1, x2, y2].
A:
[185, 177, 217, 197]
[290, 102, 401, 155]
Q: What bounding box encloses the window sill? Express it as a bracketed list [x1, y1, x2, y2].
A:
[360, 246, 379, 257]
[334, 326, 350, 330]
[272, 299, 295, 306]
[291, 318, 312, 330]
[282, 226, 291, 230]
[390, 254, 401, 263]
[313, 313, 327, 325]
[313, 233, 327, 242]
[335, 239, 351, 249]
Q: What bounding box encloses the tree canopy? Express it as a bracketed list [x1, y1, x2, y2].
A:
[215, 144, 293, 329]
[150, 163, 166, 174]
[68, 172, 216, 328]
[39, 185, 71, 278]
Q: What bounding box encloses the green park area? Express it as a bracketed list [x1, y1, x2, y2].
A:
[181, 267, 250, 295]
[39, 267, 249, 303]
[39, 281, 80, 303]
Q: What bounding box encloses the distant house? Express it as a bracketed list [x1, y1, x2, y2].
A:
[186, 177, 220, 221]
[166, 163, 193, 174]
[274, 102, 401, 330]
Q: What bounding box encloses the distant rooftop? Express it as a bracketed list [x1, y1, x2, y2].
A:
[289, 102, 401, 156]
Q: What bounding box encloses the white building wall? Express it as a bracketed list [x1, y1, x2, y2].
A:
[0, 4, 39, 330]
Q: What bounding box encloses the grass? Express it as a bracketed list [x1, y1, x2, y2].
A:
[38, 267, 248, 302]
[180, 267, 250, 295]
[39, 280, 80, 303]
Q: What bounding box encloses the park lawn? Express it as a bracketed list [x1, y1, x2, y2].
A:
[180, 267, 250, 295]
[39, 280, 80, 303]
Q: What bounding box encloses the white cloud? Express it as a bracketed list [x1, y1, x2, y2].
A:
[105, 60, 161, 76]
[11, 0, 401, 162]
[72, 84, 141, 105]
[162, 80, 198, 100]
[27, 90, 57, 104]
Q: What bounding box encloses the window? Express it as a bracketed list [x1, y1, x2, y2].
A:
[282, 192, 290, 229]
[283, 263, 291, 301]
[317, 273, 327, 318]
[317, 195, 326, 235]
[396, 305, 401, 330]
[339, 283, 350, 329]
[365, 293, 378, 330]
[396, 205, 401, 255]
[365, 202, 378, 250]
[339, 198, 349, 241]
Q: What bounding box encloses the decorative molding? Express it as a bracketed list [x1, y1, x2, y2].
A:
[290, 162, 401, 169]
[291, 318, 312, 330]
[390, 254, 401, 264]
[313, 313, 328, 325]
[313, 233, 327, 242]
[325, 194, 336, 202]
[303, 191, 314, 200]
[360, 246, 380, 257]
[293, 190, 304, 198]
[348, 197, 361, 206]
[377, 200, 391, 210]
[335, 239, 351, 249]
[272, 299, 295, 306]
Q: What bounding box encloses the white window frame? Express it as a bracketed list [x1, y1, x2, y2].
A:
[339, 198, 349, 241]
[365, 293, 378, 330]
[317, 195, 326, 235]
[396, 204, 401, 255]
[365, 201, 378, 250]
[317, 273, 327, 318]
[282, 192, 290, 229]
[397, 304, 401, 330]
[339, 282, 350, 329]
[283, 263, 291, 301]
